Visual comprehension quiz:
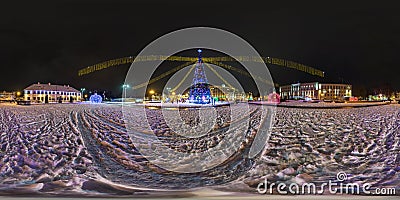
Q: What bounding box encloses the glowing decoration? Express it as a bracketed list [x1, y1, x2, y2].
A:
[204, 63, 234, 88]
[171, 64, 196, 92]
[131, 61, 195, 90]
[197, 49, 202, 62]
[77, 55, 325, 78]
[349, 96, 358, 101]
[248, 92, 253, 101]
[89, 93, 102, 103]
[189, 49, 212, 104]
[268, 92, 281, 103]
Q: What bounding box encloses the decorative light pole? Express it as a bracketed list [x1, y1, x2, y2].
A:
[80, 88, 86, 101]
[122, 84, 130, 99]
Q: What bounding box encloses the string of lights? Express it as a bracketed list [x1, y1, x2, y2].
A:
[206, 60, 278, 88]
[130, 60, 277, 90]
[77, 56, 325, 78]
[131, 61, 195, 90]
[171, 64, 196, 92]
[204, 63, 234, 89]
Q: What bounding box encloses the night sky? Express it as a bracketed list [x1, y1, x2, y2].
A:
[1, 0, 399, 97]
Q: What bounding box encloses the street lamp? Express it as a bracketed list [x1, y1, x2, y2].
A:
[80, 88, 86, 101]
[149, 90, 155, 101]
[122, 84, 130, 99]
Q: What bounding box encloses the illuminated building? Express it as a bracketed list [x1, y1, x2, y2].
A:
[24, 82, 82, 103]
[189, 49, 212, 104]
[209, 84, 246, 102]
[0, 91, 16, 102]
[279, 82, 352, 100]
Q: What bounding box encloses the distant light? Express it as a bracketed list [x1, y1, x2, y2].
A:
[197, 49, 202, 53]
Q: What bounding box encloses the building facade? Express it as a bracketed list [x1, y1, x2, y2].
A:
[279, 82, 352, 100]
[24, 83, 82, 103]
[0, 91, 18, 102]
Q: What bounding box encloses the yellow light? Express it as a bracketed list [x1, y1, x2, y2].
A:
[149, 90, 155, 95]
[172, 92, 176, 95]
[16, 91, 21, 96]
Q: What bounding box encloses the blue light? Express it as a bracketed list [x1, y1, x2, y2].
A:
[197, 49, 202, 53]
[89, 93, 102, 103]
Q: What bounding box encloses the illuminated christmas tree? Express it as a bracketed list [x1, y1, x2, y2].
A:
[189, 49, 212, 104]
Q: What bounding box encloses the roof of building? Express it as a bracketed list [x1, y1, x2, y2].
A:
[0, 91, 14, 95]
[24, 83, 80, 93]
[280, 82, 352, 87]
